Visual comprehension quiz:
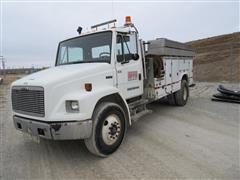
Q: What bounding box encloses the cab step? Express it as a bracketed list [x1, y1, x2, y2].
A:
[131, 109, 152, 122]
[128, 99, 152, 122]
[128, 99, 149, 109]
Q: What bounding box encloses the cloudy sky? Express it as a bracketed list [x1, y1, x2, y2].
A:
[0, 0, 239, 68]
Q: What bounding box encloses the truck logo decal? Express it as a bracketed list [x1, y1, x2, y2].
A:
[128, 71, 138, 81]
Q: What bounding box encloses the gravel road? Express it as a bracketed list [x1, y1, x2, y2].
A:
[0, 82, 239, 179]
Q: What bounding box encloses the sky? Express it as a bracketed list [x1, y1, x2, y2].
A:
[0, 0, 239, 68]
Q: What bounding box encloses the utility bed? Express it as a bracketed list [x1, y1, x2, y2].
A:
[146, 38, 195, 57]
[144, 38, 194, 100]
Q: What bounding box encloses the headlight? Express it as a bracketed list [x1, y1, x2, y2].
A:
[71, 101, 79, 110]
[66, 100, 79, 112]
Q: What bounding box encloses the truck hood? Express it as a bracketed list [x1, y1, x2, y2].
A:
[12, 63, 113, 87]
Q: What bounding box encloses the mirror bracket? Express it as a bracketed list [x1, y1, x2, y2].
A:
[132, 53, 139, 61]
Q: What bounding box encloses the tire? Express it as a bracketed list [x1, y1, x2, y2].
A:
[84, 102, 126, 157]
[174, 79, 189, 106]
[217, 85, 240, 97]
[167, 93, 176, 105]
[213, 93, 240, 101]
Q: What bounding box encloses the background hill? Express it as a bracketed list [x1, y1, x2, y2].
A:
[187, 32, 240, 82]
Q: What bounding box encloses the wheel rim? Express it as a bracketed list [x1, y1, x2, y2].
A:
[183, 86, 188, 101]
[101, 114, 121, 146]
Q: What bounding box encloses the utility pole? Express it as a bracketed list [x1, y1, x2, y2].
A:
[0, 56, 5, 78]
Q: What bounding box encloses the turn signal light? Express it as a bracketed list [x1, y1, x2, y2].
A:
[125, 16, 132, 24]
[85, 83, 92, 92]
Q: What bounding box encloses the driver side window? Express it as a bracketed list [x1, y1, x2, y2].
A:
[116, 35, 124, 62]
[116, 34, 138, 63]
[123, 36, 131, 61]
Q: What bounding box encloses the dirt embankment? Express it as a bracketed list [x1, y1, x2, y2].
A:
[187, 32, 240, 82]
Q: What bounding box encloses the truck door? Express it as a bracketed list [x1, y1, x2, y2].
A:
[115, 34, 143, 99]
[164, 58, 172, 93]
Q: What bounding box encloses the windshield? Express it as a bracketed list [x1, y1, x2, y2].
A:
[56, 31, 112, 66]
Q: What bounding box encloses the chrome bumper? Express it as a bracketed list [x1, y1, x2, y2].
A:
[13, 116, 92, 140]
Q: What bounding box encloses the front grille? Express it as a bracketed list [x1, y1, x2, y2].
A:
[12, 86, 45, 117]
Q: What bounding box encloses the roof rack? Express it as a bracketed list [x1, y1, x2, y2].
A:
[91, 19, 117, 29]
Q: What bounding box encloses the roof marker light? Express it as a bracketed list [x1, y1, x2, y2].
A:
[85, 83, 92, 92]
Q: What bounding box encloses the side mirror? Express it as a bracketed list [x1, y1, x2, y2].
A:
[117, 55, 124, 63]
[132, 53, 139, 61]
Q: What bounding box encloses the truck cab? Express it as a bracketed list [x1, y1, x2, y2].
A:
[11, 17, 194, 157]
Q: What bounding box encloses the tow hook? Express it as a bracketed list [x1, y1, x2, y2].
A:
[51, 124, 62, 132]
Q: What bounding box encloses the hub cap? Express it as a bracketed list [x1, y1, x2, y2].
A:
[102, 114, 121, 145]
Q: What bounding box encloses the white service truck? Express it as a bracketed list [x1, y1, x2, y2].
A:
[11, 17, 194, 157]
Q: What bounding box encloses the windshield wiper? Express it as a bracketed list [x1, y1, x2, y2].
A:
[59, 60, 109, 66]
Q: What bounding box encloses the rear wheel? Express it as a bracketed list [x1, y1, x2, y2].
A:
[175, 79, 189, 106]
[167, 93, 176, 105]
[84, 102, 126, 157]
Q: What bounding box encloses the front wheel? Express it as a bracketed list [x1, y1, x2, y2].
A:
[84, 102, 126, 157]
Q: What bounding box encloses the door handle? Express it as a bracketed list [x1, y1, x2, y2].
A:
[139, 73, 142, 80]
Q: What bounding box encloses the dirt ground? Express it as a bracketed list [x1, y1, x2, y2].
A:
[0, 81, 239, 179]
